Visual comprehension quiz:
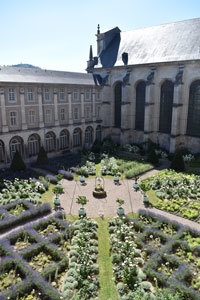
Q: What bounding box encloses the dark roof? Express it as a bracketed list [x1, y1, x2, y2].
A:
[96, 18, 200, 68]
[0, 66, 94, 85]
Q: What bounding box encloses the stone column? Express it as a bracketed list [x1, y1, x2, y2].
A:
[170, 84, 183, 152]
[38, 88, 44, 128]
[53, 88, 59, 126]
[19, 88, 28, 130]
[0, 88, 8, 132]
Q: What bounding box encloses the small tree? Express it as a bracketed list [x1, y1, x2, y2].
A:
[36, 146, 48, 165]
[10, 150, 26, 171]
[170, 151, 185, 172]
[116, 198, 125, 208]
[147, 148, 159, 165]
[76, 195, 88, 208]
[53, 185, 64, 196]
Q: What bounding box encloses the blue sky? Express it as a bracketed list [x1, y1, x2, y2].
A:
[1, 0, 200, 72]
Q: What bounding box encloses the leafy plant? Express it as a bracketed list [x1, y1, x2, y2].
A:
[76, 196, 89, 208]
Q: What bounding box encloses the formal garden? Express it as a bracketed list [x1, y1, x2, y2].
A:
[1, 139, 200, 299]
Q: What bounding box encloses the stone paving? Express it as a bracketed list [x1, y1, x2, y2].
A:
[60, 168, 200, 232]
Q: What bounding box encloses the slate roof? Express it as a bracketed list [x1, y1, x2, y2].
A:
[96, 18, 200, 68]
[0, 66, 94, 85]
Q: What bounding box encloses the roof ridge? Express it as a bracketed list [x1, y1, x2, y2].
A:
[121, 17, 200, 34]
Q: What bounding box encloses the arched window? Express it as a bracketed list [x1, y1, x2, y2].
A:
[96, 125, 102, 142]
[59, 130, 69, 150]
[28, 134, 40, 157]
[159, 80, 174, 133]
[45, 132, 56, 152]
[0, 140, 5, 162]
[187, 80, 200, 137]
[114, 82, 122, 128]
[135, 81, 146, 130]
[85, 126, 93, 146]
[73, 128, 82, 147]
[10, 137, 24, 159]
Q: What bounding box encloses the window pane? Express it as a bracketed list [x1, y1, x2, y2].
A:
[135, 81, 146, 131]
[187, 80, 200, 137]
[159, 80, 174, 134]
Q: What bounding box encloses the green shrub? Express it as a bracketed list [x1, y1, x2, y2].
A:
[170, 151, 185, 172]
[147, 148, 159, 165]
[10, 150, 26, 171]
[36, 147, 48, 165]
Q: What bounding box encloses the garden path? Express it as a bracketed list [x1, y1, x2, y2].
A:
[60, 162, 200, 232]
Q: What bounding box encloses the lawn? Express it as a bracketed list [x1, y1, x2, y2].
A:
[41, 183, 55, 207]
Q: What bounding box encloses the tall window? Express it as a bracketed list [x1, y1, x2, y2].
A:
[0, 141, 5, 162]
[114, 82, 122, 128]
[85, 127, 93, 145]
[97, 106, 101, 118]
[59, 130, 69, 150]
[187, 80, 200, 137]
[59, 88, 65, 100]
[28, 134, 40, 157]
[45, 132, 55, 152]
[45, 88, 50, 100]
[28, 88, 33, 101]
[159, 80, 174, 134]
[96, 125, 102, 141]
[60, 108, 65, 121]
[10, 137, 23, 159]
[85, 106, 91, 119]
[10, 112, 17, 126]
[45, 109, 52, 123]
[135, 81, 146, 131]
[73, 107, 79, 120]
[9, 88, 15, 101]
[97, 91, 101, 101]
[28, 110, 35, 124]
[85, 89, 90, 100]
[73, 89, 78, 101]
[73, 128, 81, 147]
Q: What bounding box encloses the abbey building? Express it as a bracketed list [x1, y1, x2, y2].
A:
[87, 18, 200, 153]
[0, 17, 200, 167]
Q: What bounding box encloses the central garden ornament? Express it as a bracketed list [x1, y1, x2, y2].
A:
[93, 175, 107, 198]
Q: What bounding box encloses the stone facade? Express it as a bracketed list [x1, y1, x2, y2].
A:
[0, 74, 102, 167]
[87, 19, 200, 153]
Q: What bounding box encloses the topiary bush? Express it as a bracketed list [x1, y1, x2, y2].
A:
[58, 170, 74, 180]
[45, 174, 58, 184]
[147, 148, 159, 165]
[36, 147, 48, 165]
[10, 150, 26, 171]
[170, 151, 185, 172]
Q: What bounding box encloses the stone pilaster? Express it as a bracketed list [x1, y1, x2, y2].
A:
[143, 83, 155, 142]
[170, 84, 183, 152]
[53, 89, 59, 126]
[38, 88, 44, 128]
[20, 88, 28, 130]
[68, 93, 73, 124]
[92, 93, 96, 121]
[81, 93, 85, 122]
[0, 88, 8, 132]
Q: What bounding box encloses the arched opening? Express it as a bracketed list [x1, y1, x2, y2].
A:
[187, 80, 200, 137]
[85, 126, 93, 146]
[10, 136, 24, 159]
[45, 132, 56, 153]
[59, 129, 69, 150]
[96, 125, 102, 142]
[135, 81, 146, 131]
[114, 82, 122, 128]
[28, 134, 40, 157]
[0, 140, 5, 163]
[159, 80, 174, 133]
[73, 128, 82, 147]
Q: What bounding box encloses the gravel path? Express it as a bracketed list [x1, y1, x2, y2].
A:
[60, 166, 200, 232]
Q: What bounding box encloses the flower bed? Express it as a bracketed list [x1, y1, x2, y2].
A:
[0, 200, 52, 234]
[142, 170, 200, 222]
[62, 218, 99, 300]
[0, 213, 72, 299]
[108, 211, 200, 299]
